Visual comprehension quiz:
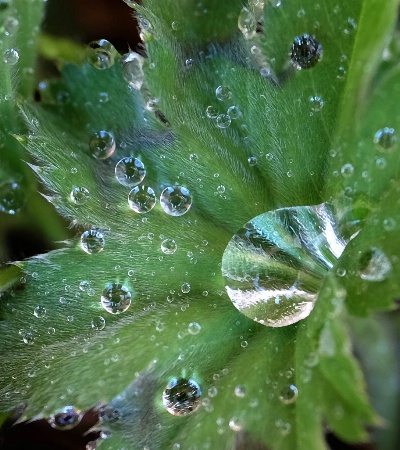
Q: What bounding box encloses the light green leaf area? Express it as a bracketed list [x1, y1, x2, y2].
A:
[1, 0, 399, 449]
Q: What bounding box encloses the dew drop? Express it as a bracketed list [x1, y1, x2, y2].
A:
[92, 315, 106, 331]
[70, 186, 90, 205]
[373, 127, 397, 152]
[181, 282, 191, 294]
[222, 203, 347, 327]
[161, 238, 177, 254]
[359, 247, 392, 282]
[188, 322, 201, 335]
[101, 283, 132, 314]
[3, 48, 19, 65]
[115, 157, 146, 187]
[86, 39, 117, 69]
[33, 305, 46, 319]
[79, 280, 91, 292]
[89, 131, 116, 159]
[121, 52, 144, 90]
[163, 378, 201, 416]
[171, 20, 180, 30]
[160, 186, 192, 216]
[234, 384, 246, 398]
[279, 384, 298, 404]
[80, 229, 105, 254]
[215, 85, 232, 101]
[310, 95, 324, 112]
[22, 331, 35, 345]
[383, 217, 396, 231]
[340, 163, 354, 177]
[4, 16, 18, 36]
[206, 106, 218, 118]
[216, 114, 231, 129]
[290, 34, 322, 69]
[227, 105, 242, 119]
[248, 156, 258, 166]
[0, 181, 24, 215]
[238, 7, 257, 39]
[229, 416, 244, 432]
[128, 185, 156, 213]
[49, 406, 82, 430]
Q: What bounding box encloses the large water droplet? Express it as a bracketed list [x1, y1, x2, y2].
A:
[70, 186, 90, 205]
[86, 39, 117, 69]
[121, 52, 144, 90]
[0, 181, 24, 214]
[115, 157, 146, 187]
[3, 48, 19, 65]
[221, 203, 347, 327]
[128, 185, 156, 213]
[101, 283, 132, 314]
[215, 85, 232, 101]
[238, 7, 257, 40]
[80, 229, 105, 254]
[359, 247, 392, 282]
[163, 378, 201, 416]
[290, 34, 322, 69]
[279, 384, 298, 404]
[89, 131, 115, 159]
[49, 406, 82, 430]
[373, 127, 397, 152]
[160, 186, 192, 216]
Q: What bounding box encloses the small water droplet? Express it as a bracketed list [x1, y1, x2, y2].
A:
[79, 280, 91, 292]
[290, 34, 322, 69]
[373, 127, 397, 152]
[171, 20, 180, 30]
[92, 315, 106, 331]
[181, 282, 191, 293]
[279, 384, 298, 404]
[160, 186, 192, 216]
[70, 186, 90, 205]
[229, 416, 244, 431]
[359, 247, 392, 282]
[89, 131, 115, 159]
[49, 406, 82, 430]
[343, 17, 357, 34]
[227, 105, 242, 119]
[234, 384, 246, 398]
[128, 185, 156, 213]
[383, 217, 396, 231]
[248, 156, 258, 166]
[4, 16, 19, 36]
[215, 85, 232, 101]
[115, 157, 146, 187]
[0, 181, 24, 214]
[80, 229, 105, 254]
[121, 52, 144, 90]
[161, 238, 177, 254]
[310, 95, 324, 112]
[238, 7, 257, 39]
[340, 163, 354, 177]
[188, 322, 201, 335]
[3, 48, 19, 65]
[206, 106, 218, 118]
[33, 305, 46, 318]
[86, 39, 117, 69]
[22, 331, 35, 345]
[216, 114, 231, 129]
[101, 283, 132, 314]
[98, 91, 109, 103]
[337, 66, 347, 80]
[163, 378, 201, 416]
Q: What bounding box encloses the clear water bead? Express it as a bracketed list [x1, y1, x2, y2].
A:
[121, 52, 144, 90]
[216, 85, 232, 101]
[310, 95, 324, 112]
[160, 186, 192, 216]
[279, 384, 299, 404]
[89, 130, 115, 159]
[80, 229, 105, 254]
[216, 114, 231, 129]
[101, 283, 132, 314]
[49, 406, 82, 430]
[128, 185, 156, 213]
[86, 39, 117, 69]
[188, 322, 201, 335]
[181, 282, 191, 293]
[91, 315, 106, 331]
[70, 186, 90, 205]
[290, 34, 322, 69]
[161, 238, 177, 254]
[221, 203, 347, 327]
[238, 7, 257, 40]
[33, 305, 46, 319]
[115, 157, 146, 187]
[373, 127, 397, 152]
[163, 378, 202, 416]
[206, 105, 218, 118]
[0, 181, 24, 214]
[359, 247, 392, 282]
[3, 48, 19, 65]
[227, 105, 242, 119]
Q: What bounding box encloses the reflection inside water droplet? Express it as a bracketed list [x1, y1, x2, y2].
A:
[163, 378, 201, 416]
[49, 406, 82, 430]
[221, 203, 348, 327]
[86, 39, 117, 69]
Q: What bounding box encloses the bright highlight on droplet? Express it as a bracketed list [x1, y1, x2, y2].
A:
[163, 378, 201, 416]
